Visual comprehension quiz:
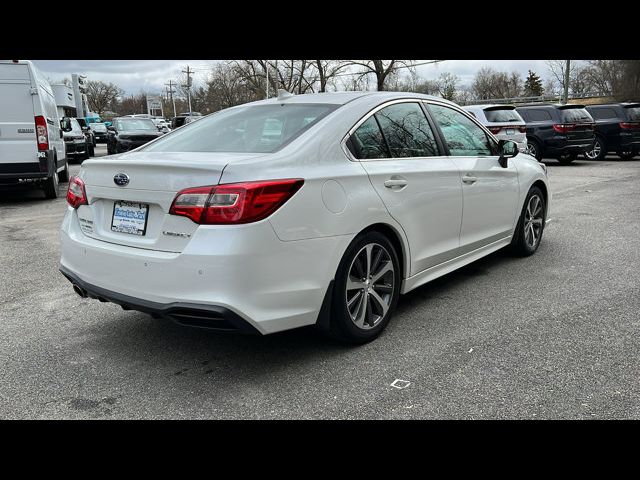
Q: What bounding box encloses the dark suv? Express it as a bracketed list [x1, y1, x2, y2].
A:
[106, 117, 163, 154]
[584, 103, 640, 160]
[516, 104, 595, 164]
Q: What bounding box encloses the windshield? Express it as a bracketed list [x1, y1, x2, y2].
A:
[142, 103, 338, 153]
[62, 118, 82, 133]
[90, 123, 107, 132]
[561, 108, 593, 123]
[114, 118, 157, 131]
[484, 108, 523, 123]
[625, 107, 640, 121]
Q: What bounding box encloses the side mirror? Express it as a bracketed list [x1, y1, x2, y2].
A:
[498, 139, 518, 168]
[107, 126, 116, 132]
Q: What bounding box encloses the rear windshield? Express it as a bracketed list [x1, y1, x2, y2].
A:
[483, 108, 523, 123]
[114, 118, 157, 131]
[560, 108, 593, 123]
[142, 103, 338, 153]
[625, 107, 640, 121]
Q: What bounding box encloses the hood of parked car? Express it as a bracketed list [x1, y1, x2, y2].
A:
[116, 130, 163, 139]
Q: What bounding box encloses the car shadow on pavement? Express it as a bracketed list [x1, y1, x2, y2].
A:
[0, 182, 69, 205]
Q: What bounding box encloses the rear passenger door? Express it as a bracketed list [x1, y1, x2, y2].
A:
[426, 102, 520, 251]
[348, 101, 463, 276]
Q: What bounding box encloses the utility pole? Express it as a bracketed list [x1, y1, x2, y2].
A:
[165, 80, 177, 117]
[562, 60, 571, 105]
[182, 66, 193, 113]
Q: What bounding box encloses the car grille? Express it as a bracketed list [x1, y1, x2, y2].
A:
[128, 135, 156, 142]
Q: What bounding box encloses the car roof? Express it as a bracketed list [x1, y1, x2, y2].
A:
[464, 104, 516, 110]
[243, 91, 449, 106]
[517, 103, 586, 110]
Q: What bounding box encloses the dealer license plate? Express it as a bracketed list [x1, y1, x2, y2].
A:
[111, 201, 149, 236]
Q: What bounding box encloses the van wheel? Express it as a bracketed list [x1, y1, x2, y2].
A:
[58, 158, 69, 183]
[329, 232, 401, 344]
[43, 170, 59, 199]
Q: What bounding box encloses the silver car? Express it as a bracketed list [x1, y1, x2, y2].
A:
[464, 105, 528, 152]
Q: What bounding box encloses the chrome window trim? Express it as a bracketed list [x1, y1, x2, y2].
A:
[341, 97, 499, 162]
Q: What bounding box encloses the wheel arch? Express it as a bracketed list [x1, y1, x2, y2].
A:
[357, 222, 409, 281]
[531, 179, 549, 215]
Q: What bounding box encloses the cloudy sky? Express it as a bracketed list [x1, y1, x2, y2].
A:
[32, 60, 561, 96]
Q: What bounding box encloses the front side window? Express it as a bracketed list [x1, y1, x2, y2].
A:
[525, 109, 553, 122]
[591, 108, 618, 120]
[374, 102, 439, 158]
[428, 104, 493, 156]
[143, 104, 337, 153]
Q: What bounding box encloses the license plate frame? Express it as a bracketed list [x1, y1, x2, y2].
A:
[111, 201, 149, 236]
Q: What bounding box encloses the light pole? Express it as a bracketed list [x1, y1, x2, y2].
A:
[562, 60, 570, 105]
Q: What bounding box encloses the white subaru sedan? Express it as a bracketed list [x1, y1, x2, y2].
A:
[60, 92, 550, 344]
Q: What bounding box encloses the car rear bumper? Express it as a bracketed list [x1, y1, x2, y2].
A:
[59, 207, 350, 334]
[0, 151, 54, 181]
[546, 141, 595, 155]
[59, 266, 260, 334]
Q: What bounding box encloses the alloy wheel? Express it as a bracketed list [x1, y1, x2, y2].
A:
[585, 139, 601, 160]
[524, 194, 544, 249]
[345, 243, 395, 330]
[526, 143, 537, 157]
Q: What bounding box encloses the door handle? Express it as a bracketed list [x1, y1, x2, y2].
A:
[384, 179, 408, 188]
[462, 174, 477, 184]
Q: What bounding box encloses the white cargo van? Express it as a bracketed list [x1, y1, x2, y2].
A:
[0, 60, 68, 198]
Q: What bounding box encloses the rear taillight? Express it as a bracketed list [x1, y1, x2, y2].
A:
[67, 176, 88, 209]
[620, 122, 640, 130]
[552, 123, 576, 133]
[35, 115, 49, 151]
[169, 179, 304, 225]
[488, 126, 502, 134]
[518, 126, 527, 133]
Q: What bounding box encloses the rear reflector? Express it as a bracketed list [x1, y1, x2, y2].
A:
[67, 176, 88, 209]
[170, 179, 304, 225]
[553, 123, 576, 133]
[35, 115, 49, 151]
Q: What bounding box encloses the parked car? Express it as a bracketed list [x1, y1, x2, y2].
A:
[515, 104, 595, 164]
[151, 118, 171, 133]
[106, 117, 163, 154]
[76, 118, 96, 149]
[171, 112, 203, 129]
[60, 92, 550, 344]
[463, 105, 527, 153]
[61, 117, 93, 162]
[89, 122, 109, 143]
[0, 60, 68, 198]
[584, 103, 640, 160]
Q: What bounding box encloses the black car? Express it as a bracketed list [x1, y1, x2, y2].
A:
[583, 103, 640, 160]
[89, 122, 109, 143]
[516, 104, 595, 164]
[170, 112, 202, 129]
[107, 117, 163, 154]
[61, 117, 93, 162]
[76, 118, 96, 148]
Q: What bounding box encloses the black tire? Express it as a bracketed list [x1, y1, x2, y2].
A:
[556, 152, 577, 164]
[526, 139, 542, 161]
[58, 157, 69, 183]
[617, 149, 637, 160]
[510, 186, 546, 257]
[329, 231, 401, 344]
[43, 169, 59, 199]
[584, 136, 607, 161]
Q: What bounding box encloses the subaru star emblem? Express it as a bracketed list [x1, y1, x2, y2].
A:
[113, 173, 130, 187]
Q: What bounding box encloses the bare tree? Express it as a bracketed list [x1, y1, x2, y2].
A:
[472, 67, 522, 99]
[86, 80, 124, 115]
[314, 60, 348, 92]
[345, 60, 415, 91]
[117, 91, 147, 116]
[436, 73, 459, 101]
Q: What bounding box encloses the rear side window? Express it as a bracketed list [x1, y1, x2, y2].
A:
[350, 116, 389, 159]
[590, 108, 618, 120]
[560, 108, 592, 123]
[483, 108, 524, 123]
[625, 107, 640, 121]
[429, 104, 493, 156]
[374, 103, 439, 158]
[524, 109, 553, 122]
[143, 103, 337, 153]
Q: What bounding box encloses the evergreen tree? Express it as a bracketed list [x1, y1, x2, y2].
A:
[524, 70, 544, 96]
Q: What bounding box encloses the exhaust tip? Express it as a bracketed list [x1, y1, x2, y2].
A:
[72, 284, 87, 298]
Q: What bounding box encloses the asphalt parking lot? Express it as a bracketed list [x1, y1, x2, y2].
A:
[1, 146, 639, 419]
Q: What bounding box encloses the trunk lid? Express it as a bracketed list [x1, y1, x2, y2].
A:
[76, 151, 267, 252]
